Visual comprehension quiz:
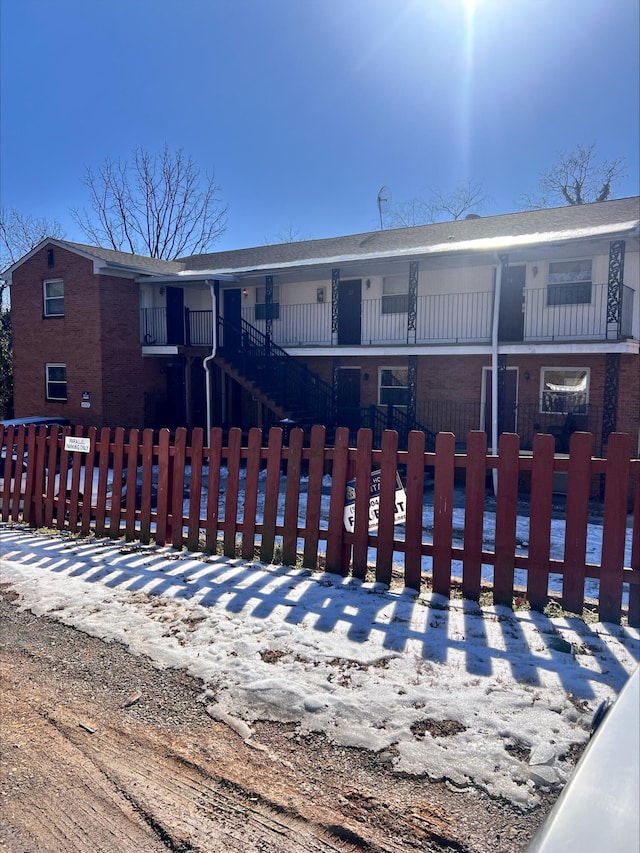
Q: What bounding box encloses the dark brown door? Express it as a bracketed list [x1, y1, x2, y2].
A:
[498, 266, 526, 342]
[222, 289, 242, 353]
[166, 286, 185, 345]
[336, 367, 361, 433]
[337, 280, 362, 345]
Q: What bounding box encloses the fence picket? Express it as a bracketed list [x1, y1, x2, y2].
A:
[562, 432, 593, 615]
[326, 427, 349, 575]
[22, 425, 37, 525]
[224, 428, 242, 558]
[404, 430, 426, 590]
[353, 428, 373, 580]
[11, 425, 26, 521]
[186, 428, 204, 551]
[139, 428, 154, 544]
[527, 433, 555, 611]
[124, 429, 140, 540]
[463, 431, 487, 602]
[302, 425, 326, 570]
[170, 428, 187, 549]
[600, 433, 631, 624]
[66, 425, 85, 532]
[155, 429, 171, 545]
[205, 428, 223, 552]
[282, 428, 303, 566]
[376, 430, 399, 586]
[33, 426, 48, 529]
[433, 432, 455, 597]
[108, 428, 125, 539]
[494, 433, 520, 606]
[260, 427, 283, 563]
[80, 427, 98, 537]
[241, 428, 262, 560]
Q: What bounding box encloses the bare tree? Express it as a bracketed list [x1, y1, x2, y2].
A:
[1, 209, 65, 415]
[387, 180, 486, 227]
[71, 145, 228, 259]
[523, 144, 626, 208]
[0, 208, 66, 270]
[264, 225, 310, 245]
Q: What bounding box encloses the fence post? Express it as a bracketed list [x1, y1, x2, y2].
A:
[462, 431, 488, 602]
[376, 430, 399, 586]
[404, 430, 426, 591]
[302, 424, 326, 570]
[527, 433, 555, 612]
[260, 426, 283, 563]
[600, 433, 631, 624]
[282, 427, 304, 566]
[433, 432, 455, 597]
[352, 428, 373, 581]
[325, 427, 349, 575]
[241, 428, 262, 561]
[493, 433, 520, 607]
[562, 432, 593, 615]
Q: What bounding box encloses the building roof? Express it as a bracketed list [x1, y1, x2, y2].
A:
[4, 197, 639, 284]
[178, 196, 640, 275]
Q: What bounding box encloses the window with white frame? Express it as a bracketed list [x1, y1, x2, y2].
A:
[43, 279, 64, 316]
[379, 367, 409, 406]
[46, 364, 67, 401]
[540, 367, 589, 414]
[381, 275, 409, 314]
[255, 285, 280, 320]
[547, 260, 592, 305]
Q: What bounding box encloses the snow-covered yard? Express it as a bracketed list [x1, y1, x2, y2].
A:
[1, 524, 637, 812]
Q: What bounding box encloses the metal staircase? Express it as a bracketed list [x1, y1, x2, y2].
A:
[215, 316, 437, 449]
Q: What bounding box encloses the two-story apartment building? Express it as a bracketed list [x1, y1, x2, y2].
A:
[5, 197, 639, 453]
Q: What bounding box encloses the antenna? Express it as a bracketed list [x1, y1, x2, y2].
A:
[377, 186, 392, 230]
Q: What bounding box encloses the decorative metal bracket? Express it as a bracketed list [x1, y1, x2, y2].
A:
[602, 353, 620, 445]
[331, 268, 340, 338]
[606, 241, 625, 338]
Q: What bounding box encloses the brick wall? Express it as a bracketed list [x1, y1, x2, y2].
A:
[11, 245, 164, 429]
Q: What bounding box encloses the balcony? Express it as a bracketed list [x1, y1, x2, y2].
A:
[140, 282, 635, 349]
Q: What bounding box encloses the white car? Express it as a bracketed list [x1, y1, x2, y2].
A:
[525, 666, 639, 852]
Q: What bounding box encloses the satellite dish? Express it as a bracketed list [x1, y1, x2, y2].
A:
[377, 186, 392, 230]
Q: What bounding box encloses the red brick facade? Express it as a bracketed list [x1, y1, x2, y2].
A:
[11, 245, 164, 429]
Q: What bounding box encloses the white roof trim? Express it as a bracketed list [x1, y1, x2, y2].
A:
[179, 221, 639, 277]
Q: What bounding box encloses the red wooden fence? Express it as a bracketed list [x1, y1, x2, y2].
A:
[1, 422, 638, 627]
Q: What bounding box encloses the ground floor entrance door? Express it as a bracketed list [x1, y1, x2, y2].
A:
[336, 367, 361, 436]
[482, 367, 518, 445]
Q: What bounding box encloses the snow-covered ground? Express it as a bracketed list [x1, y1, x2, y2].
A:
[1, 525, 637, 811]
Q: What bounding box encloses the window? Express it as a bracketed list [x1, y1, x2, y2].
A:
[43, 279, 64, 317]
[46, 364, 67, 401]
[547, 260, 592, 305]
[255, 285, 280, 320]
[379, 367, 409, 406]
[540, 368, 589, 414]
[382, 275, 409, 314]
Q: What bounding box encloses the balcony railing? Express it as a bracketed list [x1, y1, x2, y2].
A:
[140, 282, 635, 349]
[524, 283, 635, 340]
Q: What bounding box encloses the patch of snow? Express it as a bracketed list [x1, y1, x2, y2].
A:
[1, 527, 637, 810]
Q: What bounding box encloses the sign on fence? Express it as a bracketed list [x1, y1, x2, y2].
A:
[64, 436, 92, 453]
[344, 470, 407, 533]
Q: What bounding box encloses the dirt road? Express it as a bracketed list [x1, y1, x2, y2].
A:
[0, 584, 555, 852]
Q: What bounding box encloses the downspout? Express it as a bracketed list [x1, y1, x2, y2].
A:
[203, 280, 218, 440]
[491, 256, 504, 494]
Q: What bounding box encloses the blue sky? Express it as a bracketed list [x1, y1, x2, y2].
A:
[1, 0, 639, 253]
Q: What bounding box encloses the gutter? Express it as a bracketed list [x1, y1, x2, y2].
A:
[491, 256, 504, 494]
[203, 280, 218, 440]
